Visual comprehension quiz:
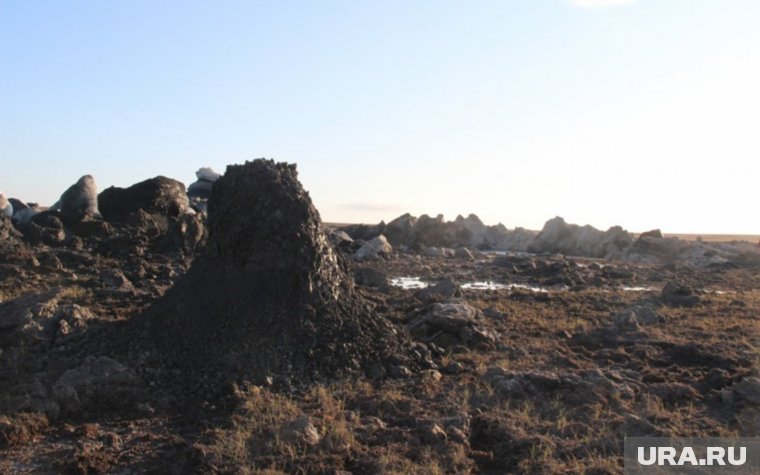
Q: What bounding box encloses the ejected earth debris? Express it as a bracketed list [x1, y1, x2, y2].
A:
[0, 160, 758, 473]
[98, 176, 190, 222]
[145, 159, 416, 383]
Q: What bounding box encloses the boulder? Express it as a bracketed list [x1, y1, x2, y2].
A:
[10, 206, 38, 226]
[187, 167, 222, 200]
[54, 175, 100, 224]
[7, 198, 27, 213]
[454, 247, 475, 259]
[640, 229, 663, 239]
[340, 222, 387, 241]
[611, 305, 661, 330]
[661, 281, 700, 307]
[342, 212, 536, 251]
[354, 267, 389, 289]
[328, 229, 355, 252]
[413, 214, 450, 247]
[408, 302, 497, 349]
[528, 216, 633, 259]
[354, 235, 393, 261]
[416, 278, 461, 302]
[0, 192, 12, 218]
[98, 176, 190, 222]
[384, 213, 417, 246]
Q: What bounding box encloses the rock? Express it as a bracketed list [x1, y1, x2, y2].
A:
[187, 167, 222, 200]
[528, 216, 633, 259]
[384, 213, 417, 246]
[15, 210, 65, 246]
[167, 212, 206, 254]
[611, 305, 660, 330]
[408, 302, 497, 349]
[0, 192, 12, 218]
[55, 175, 100, 224]
[661, 281, 700, 307]
[483, 367, 634, 405]
[11, 206, 38, 226]
[413, 214, 449, 247]
[7, 197, 27, 212]
[99, 268, 135, 293]
[626, 236, 687, 263]
[328, 230, 355, 251]
[146, 160, 415, 381]
[344, 212, 536, 251]
[53, 304, 94, 344]
[354, 235, 393, 261]
[354, 267, 389, 289]
[340, 221, 387, 241]
[98, 176, 190, 222]
[422, 246, 454, 258]
[640, 229, 663, 239]
[416, 278, 461, 302]
[52, 356, 141, 414]
[732, 377, 760, 405]
[281, 416, 320, 446]
[196, 167, 222, 182]
[0, 289, 66, 347]
[454, 247, 474, 259]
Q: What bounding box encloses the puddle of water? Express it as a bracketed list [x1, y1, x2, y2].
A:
[390, 277, 711, 295]
[460, 281, 508, 290]
[390, 277, 429, 289]
[460, 281, 549, 292]
[508, 283, 550, 293]
[390, 276, 551, 292]
[482, 250, 531, 257]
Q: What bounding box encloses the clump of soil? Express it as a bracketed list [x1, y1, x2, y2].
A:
[146, 159, 414, 383]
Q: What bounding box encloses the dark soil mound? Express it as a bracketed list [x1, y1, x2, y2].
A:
[99, 176, 189, 222]
[145, 159, 413, 382]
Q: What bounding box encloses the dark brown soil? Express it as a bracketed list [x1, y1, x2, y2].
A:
[0, 163, 757, 474]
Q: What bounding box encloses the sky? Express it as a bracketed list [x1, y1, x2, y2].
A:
[1, 0, 758, 235]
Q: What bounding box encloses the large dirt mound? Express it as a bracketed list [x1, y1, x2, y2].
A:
[146, 159, 413, 382]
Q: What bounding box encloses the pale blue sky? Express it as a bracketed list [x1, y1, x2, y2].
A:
[1, 0, 758, 234]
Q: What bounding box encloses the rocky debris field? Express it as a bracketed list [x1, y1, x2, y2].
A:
[1, 161, 758, 474]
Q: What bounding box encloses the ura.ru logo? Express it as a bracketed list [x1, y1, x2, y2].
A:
[638, 446, 746, 466]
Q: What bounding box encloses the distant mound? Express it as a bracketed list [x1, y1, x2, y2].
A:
[145, 159, 413, 382]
